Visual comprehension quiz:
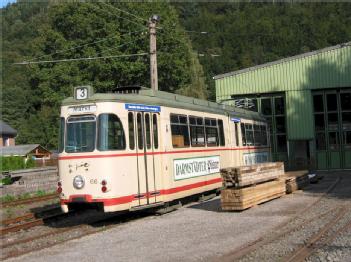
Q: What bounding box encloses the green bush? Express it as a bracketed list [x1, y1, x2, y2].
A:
[0, 156, 35, 172]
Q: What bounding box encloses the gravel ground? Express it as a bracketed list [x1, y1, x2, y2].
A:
[5, 172, 350, 262]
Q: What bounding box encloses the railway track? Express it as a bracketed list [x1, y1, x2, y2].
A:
[1, 208, 150, 260]
[2, 193, 59, 208]
[219, 175, 344, 262]
[1, 207, 63, 235]
[286, 206, 351, 262]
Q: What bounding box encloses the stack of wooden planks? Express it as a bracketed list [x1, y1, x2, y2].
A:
[284, 170, 309, 194]
[220, 162, 285, 211]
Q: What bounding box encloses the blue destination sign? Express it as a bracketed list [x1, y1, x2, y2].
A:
[125, 103, 161, 112]
[231, 117, 241, 123]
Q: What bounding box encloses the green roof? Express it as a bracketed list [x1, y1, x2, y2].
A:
[62, 88, 265, 121]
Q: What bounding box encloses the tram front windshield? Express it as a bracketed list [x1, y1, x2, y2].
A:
[66, 115, 96, 153]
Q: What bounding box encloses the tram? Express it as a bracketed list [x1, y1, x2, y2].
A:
[58, 86, 270, 213]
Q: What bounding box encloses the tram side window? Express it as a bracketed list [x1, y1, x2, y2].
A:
[205, 118, 219, 146]
[128, 112, 135, 150]
[170, 114, 190, 148]
[152, 114, 158, 149]
[137, 113, 143, 150]
[241, 123, 247, 146]
[218, 119, 225, 146]
[98, 114, 126, 151]
[189, 116, 205, 147]
[59, 117, 65, 153]
[245, 123, 254, 146]
[234, 122, 240, 147]
[145, 114, 151, 149]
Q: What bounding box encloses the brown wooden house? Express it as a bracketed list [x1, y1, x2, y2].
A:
[0, 120, 17, 147]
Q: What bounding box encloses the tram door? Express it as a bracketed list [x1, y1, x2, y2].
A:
[133, 112, 161, 206]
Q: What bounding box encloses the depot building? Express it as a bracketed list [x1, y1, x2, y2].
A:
[214, 42, 351, 170]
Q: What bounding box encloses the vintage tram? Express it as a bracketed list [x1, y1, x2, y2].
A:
[58, 86, 270, 213]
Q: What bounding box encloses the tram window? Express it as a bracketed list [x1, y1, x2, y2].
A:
[276, 134, 287, 152]
[128, 113, 135, 150]
[328, 132, 339, 150]
[313, 95, 324, 113]
[316, 132, 326, 150]
[59, 118, 65, 153]
[145, 114, 151, 149]
[137, 113, 143, 150]
[254, 124, 261, 146]
[340, 93, 351, 111]
[170, 114, 190, 148]
[218, 119, 225, 146]
[97, 114, 125, 151]
[189, 116, 205, 147]
[152, 114, 158, 149]
[205, 118, 219, 146]
[234, 122, 239, 146]
[241, 123, 247, 146]
[245, 123, 254, 146]
[66, 115, 96, 153]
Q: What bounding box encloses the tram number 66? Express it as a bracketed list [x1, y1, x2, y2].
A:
[90, 179, 97, 184]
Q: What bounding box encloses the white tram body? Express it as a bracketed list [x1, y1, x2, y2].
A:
[58, 86, 270, 213]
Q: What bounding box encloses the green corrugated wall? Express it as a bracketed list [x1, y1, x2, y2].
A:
[215, 43, 351, 140]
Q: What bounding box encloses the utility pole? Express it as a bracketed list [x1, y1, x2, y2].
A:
[149, 15, 160, 92]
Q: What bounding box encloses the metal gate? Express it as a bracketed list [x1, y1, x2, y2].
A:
[313, 89, 351, 169]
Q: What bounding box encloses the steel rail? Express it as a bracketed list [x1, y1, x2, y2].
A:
[2, 193, 58, 208]
[218, 175, 342, 262]
[286, 207, 350, 262]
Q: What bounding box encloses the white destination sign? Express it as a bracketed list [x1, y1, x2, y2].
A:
[68, 105, 97, 114]
[243, 152, 268, 165]
[174, 156, 220, 181]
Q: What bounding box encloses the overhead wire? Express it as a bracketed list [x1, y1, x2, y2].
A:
[13, 53, 149, 65]
[99, 2, 149, 23]
[27, 29, 147, 62]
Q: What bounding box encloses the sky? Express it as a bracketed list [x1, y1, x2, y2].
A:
[1, 0, 16, 8]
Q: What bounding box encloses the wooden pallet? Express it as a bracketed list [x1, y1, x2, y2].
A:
[221, 162, 284, 188]
[283, 170, 309, 193]
[221, 179, 286, 211]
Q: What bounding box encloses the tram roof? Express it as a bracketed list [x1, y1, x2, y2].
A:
[62, 88, 265, 121]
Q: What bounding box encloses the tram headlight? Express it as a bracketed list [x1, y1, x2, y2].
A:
[73, 175, 85, 189]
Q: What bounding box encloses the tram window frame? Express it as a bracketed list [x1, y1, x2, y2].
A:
[245, 123, 254, 146]
[152, 114, 158, 149]
[59, 117, 65, 153]
[128, 112, 135, 150]
[97, 114, 126, 151]
[218, 119, 225, 146]
[170, 113, 190, 148]
[145, 113, 151, 149]
[234, 122, 240, 147]
[189, 116, 205, 147]
[66, 115, 96, 153]
[205, 117, 219, 147]
[137, 113, 143, 150]
[241, 123, 247, 146]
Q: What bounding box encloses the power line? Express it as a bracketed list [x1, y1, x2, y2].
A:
[99, 34, 147, 56]
[98, 3, 148, 29]
[13, 53, 148, 65]
[28, 29, 147, 62]
[100, 2, 148, 23]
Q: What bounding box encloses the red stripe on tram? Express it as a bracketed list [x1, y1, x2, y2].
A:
[60, 177, 222, 206]
[58, 146, 270, 160]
